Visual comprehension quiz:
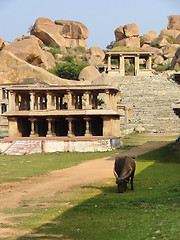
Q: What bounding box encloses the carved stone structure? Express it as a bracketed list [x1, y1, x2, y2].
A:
[4, 79, 121, 138]
[106, 51, 154, 76]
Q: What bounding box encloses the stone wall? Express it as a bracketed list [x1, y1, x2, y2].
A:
[0, 137, 121, 155]
[112, 75, 180, 133]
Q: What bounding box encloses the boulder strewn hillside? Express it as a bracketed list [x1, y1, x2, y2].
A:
[0, 50, 78, 85]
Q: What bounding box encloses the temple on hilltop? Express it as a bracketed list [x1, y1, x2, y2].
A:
[4, 77, 121, 139]
[105, 47, 154, 76]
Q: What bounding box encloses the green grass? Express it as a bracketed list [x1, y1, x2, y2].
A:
[2, 141, 180, 240]
[0, 134, 179, 240]
[122, 132, 178, 147]
[0, 150, 121, 183]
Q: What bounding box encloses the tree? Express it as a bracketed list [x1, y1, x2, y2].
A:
[106, 41, 116, 50]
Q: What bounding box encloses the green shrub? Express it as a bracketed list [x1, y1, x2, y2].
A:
[74, 46, 86, 52]
[62, 55, 75, 63]
[140, 36, 145, 47]
[149, 42, 160, 48]
[97, 98, 105, 106]
[125, 60, 135, 75]
[106, 40, 116, 50]
[166, 35, 176, 44]
[111, 59, 119, 65]
[153, 63, 171, 72]
[48, 44, 61, 56]
[49, 62, 86, 80]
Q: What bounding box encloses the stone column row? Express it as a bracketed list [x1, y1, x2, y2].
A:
[107, 53, 152, 76]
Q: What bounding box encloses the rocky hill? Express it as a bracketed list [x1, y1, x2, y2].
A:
[0, 16, 179, 84]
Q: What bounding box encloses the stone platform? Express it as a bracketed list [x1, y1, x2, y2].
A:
[0, 136, 121, 155]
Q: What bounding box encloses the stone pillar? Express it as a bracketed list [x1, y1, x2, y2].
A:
[146, 55, 152, 70]
[84, 92, 92, 109]
[46, 118, 55, 137]
[119, 55, 125, 76]
[38, 96, 41, 110]
[111, 93, 117, 110]
[107, 54, 111, 71]
[35, 121, 39, 136]
[111, 117, 121, 137]
[30, 91, 35, 111]
[30, 118, 36, 137]
[92, 93, 98, 109]
[102, 116, 112, 137]
[66, 117, 74, 137]
[135, 55, 140, 76]
[84, 117, 92, 136]
[8, 117, 21, 137]
[47, 92, 52, 110]
[9, 91, 16, 111]
[15, 93, 19, 111]
[67, 91, 75, 110]
[105, 90, 110, 109]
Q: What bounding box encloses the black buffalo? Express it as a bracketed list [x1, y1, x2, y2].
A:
[114, 155, 136, 193]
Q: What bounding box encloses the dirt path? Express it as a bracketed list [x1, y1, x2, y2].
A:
[0, 141, 172, 239]
[0, 141, 171, 209]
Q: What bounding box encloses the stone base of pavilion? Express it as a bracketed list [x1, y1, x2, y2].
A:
[0, 136, 121, 155]
[107, 69, 154, 77]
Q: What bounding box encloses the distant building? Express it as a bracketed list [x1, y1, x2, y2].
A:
[4, 78, 121, 138]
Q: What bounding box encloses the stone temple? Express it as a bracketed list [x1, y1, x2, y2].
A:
[0, 76, 122, 154]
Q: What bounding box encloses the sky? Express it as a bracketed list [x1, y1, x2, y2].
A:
[0, 0, 179, 49]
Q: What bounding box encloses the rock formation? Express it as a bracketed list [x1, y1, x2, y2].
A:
[0, 37, 4, 50]
[3, 36, 55, 69]
[30, 17, 89, 49]
[167, 15, 180, 31]
[140, 15, 180, 68]
[171, 48, 180, 69]
[141, 31, 159, 44]
[78, 65, 100, 81]
[0, 50, 77, 85]
[31, 17, 66, 50]
[54, 20, 88, 48]
[114, 23, 140, 48]
[86, 46, 105, 65]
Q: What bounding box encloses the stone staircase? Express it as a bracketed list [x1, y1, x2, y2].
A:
[3, 140, 41, 155]
[112, 75, 180, 133]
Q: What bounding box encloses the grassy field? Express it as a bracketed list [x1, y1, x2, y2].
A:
[0, 134, 179, 240]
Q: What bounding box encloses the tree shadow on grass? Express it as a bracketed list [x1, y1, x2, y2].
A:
[17, 142, 180, 240]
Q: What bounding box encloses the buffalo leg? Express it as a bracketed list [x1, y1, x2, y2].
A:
[130, 171, 135, 190]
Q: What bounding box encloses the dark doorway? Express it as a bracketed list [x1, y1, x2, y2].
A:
[91, 117, 103, 136]
[19, 117, 31, 137]
[38, 120, 48, 137]
[55, 118, 68, 136]
[74, 118, 86, 136]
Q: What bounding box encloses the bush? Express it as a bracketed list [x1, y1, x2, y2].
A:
[166, 35, 176, 44]
[149, 42, 161, 48]
[74, 46, 86, 52]
[111, 59, 119, 65]
[62, 55, 75, 63]
[140, 36, 145, 47]
[49, 62, 86, 80]
[125, 60, 135, 75]
[47, 45, 61, 56]
[153, 63, 171, 72]
[106, 41, 116, 50]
